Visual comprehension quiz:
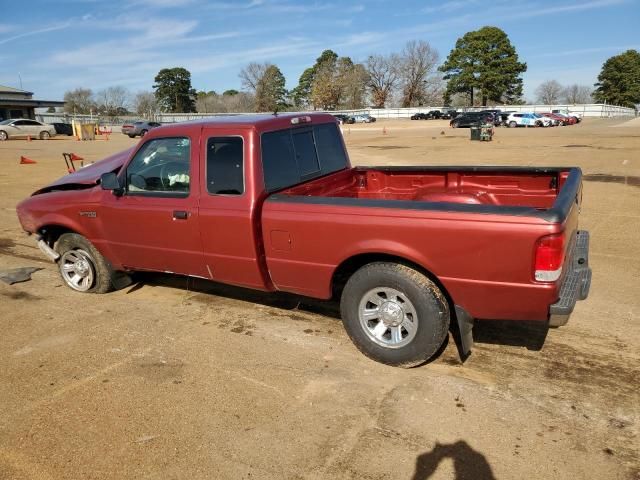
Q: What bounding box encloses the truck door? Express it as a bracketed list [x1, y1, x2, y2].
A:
[197, 128, 270, 290]
[99, 135, 206, 277]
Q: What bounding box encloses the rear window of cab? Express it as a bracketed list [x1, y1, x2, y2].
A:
[261, 122, 348, 192]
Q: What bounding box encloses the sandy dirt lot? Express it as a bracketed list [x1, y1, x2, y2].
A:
[1, 118, 638, 480]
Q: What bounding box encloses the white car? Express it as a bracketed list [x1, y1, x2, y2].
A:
[506, 113, 552, 128]
[0, 118, 57, 140]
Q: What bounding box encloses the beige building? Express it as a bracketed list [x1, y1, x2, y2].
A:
[0, 85, 64, 121]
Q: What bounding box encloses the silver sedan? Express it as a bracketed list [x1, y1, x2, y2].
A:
[0, 119, 57, 140]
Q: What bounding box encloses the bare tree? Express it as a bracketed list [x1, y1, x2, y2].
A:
[63, 88, 95, 114]
[239, 62, 270, 92]
[340, 62, 369, 110]
[535, 80, 563, 104]
[133, 91, 158, 117]
[366, 54, 400, 108]
[195, 91, 219, 113]
[95, 86, 130, 116]
[563, 84, 593, 104]
[399, 40, 440, 107]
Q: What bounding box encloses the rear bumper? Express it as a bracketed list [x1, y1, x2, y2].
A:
[549, 230, 592, 327]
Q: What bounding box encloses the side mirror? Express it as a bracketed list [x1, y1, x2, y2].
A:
[100, 172, 123, 196]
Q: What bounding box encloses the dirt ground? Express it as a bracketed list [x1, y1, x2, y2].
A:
[0, 118, 638, 480]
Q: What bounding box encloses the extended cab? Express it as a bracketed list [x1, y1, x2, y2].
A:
[16, 113, 591, 367]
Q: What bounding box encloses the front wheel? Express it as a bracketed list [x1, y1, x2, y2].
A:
[140, 129, 148, 137]
[340, 262, 450, 367]
[40, 131, 50, 140]
[509, 121, 517, 128]
[56, 233, 122, 293]
[0, 131, 7, 141]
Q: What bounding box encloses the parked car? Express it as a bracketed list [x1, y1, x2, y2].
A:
[553, 110, 581, 123]
[440, 110, 457, 120]
[51, 122, 74, 136]
[121, 121, 162, 138]
[506, 113, 548, 128]
[479, 110, 503, 126]
[426, 110, 442, 119]
[333, 114, 354, 124]
[0, 118, 57, 141]
[498, 111, 516, 126]
[410, 113, 429, 120]
[17, 113, 591, 367]
[353, 114, 376, 123]
[552, 112, 578, 125]
[449, 112, 493, 128]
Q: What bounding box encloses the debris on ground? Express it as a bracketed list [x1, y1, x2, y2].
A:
[0, 267, 42, 285]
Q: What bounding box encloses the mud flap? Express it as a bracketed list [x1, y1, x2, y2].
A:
[453, 305, 474, 361]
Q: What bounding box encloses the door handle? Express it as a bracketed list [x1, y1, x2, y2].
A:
[173, 210, 189, 220]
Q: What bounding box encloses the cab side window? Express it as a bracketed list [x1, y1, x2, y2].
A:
[206, 137, 244, 195]
[126, 137, 191, 196]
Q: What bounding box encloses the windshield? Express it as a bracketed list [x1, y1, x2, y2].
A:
[0, 119, 14, 125]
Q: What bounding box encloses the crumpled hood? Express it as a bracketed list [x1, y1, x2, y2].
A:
[33, 147, 134, 195]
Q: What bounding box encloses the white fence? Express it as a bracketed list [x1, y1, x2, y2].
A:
[36, 103, 635, 125]
[330, 103, 636, 119]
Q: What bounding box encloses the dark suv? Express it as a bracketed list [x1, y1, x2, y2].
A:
[450, 112, 493, 128]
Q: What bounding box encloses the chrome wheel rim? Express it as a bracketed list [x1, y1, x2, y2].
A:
[59, 249, 95, 292]
[0, 131, 7, 140]
[358, 287, 418, 349]
[41, 132, 50, 139]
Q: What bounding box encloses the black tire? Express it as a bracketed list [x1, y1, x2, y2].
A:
[509, 121, 517, 128]
[0, 130, 8, 141]
[340, 262, 450, 367]
[40, 131, 50, 140]
[128, 134, 136, 138]
[140, 129, 148, 137]
[55, 233, 120, 293]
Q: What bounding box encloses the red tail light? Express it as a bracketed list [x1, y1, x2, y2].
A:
[534, 234, 565, 282]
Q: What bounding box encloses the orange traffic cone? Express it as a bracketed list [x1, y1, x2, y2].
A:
[70, 153, 84, 161]
[20, 156, 37, 165]
[382, 126, 387, 135]
[27, 135, 32, 142]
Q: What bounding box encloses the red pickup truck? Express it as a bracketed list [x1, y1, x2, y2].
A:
[16, 113, 591, 367]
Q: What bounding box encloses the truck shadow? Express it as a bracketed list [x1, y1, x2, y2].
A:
[126, 273, 548, 358]
[125, 272, 342, 319]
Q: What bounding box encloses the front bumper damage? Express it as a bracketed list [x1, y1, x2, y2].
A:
[549, 230, 592, 327]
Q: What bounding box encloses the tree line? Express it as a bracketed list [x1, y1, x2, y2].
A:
[61, 28, 640, 118]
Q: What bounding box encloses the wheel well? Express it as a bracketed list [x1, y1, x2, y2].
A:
[38, 225, 76, 247]
[331, 253, 454, 308]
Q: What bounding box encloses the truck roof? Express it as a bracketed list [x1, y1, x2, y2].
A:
[174, 112, 338, 132]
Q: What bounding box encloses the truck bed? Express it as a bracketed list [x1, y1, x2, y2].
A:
[276, 166, 572, 211]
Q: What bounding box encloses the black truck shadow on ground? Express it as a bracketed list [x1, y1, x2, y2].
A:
[127, 272, 549, 361]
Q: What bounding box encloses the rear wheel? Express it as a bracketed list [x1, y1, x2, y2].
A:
[56, 233, 123, 293]
[340, 262, 450, 367]
[128, 134, 136, 138]
[40, 131, 50, 140]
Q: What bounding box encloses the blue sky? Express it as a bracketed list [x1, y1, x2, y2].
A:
[1, 0, 638, 103]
